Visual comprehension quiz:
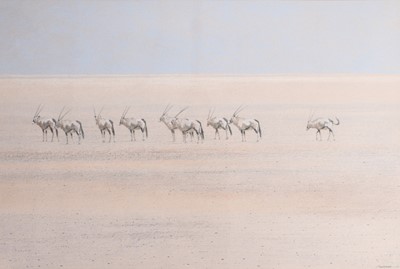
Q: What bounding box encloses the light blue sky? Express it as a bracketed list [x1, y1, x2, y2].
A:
[0, 0, 399, 74]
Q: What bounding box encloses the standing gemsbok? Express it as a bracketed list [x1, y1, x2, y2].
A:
[55, 107, 85, 144]
[32, 104, 59, 142]
[159, 104, 178, 142]
[171, 107, 204, 143]
[306, 112, 340, 141]
[119, 106, 148, 141]
[93, 107, 115, 143]
[230, 106, 262, 142]
[206, 108, 232, 140]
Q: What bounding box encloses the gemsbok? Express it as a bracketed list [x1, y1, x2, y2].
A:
[306, 112, 340, 141]
[55, 107, 85, 144]
[119, 106, 148, 141]
[159, 104, 179, 142]
[32, 105, 59, 142]
[206, 108, 232, 140]
[171, 107, 204, 143]
[229, 106, 262, 142]
[94, 107, 115, 143]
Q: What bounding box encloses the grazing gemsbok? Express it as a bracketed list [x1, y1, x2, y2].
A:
[93, 107, 115, 143]
[306, 112, 340, 141]
[206, 108, 232, 140]
[229, 106, 262, 142]
[119, 106, 148, 141]
[55, 107, 85, 144]
[159, 104, 179, 142]
[171, 107, 204, 143]
[32, 104, 59, 142]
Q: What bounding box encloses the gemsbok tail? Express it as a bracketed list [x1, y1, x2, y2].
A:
[110, 119, 115, 136]
[142, 119, 148, 138]
[77, 120, 84, 139]
[52, 118, 59, 139]
[196, 120, 204, 140]
[254, 119, 262, 138]
[223, 118, 232, 135]
[330, 117, 340, 125]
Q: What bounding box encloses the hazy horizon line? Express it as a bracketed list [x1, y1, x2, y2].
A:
[1, 73, 400, 79]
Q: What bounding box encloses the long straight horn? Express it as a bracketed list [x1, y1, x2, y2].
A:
[34, 104, 41, 117]
[121, 106, 127, 117]
[162, 104, 172, 116]
[37, 104, 44, 116]
[58, 106, 66, 120]
[60, 108, 71, 120]
[165, 104, 173, 114]
[93, 106, 96, 117]
[175, 106, 189, 118]
[162, 104, 170, 115]
[233, 105, 243, 116]
[98, 106, 104, 117]
[124, 106, 131, 117]
[308, 109, 315, 121]
[236, 105, 246, 115]
[207, 109, 211, 119]
[211, 107, 215, 118]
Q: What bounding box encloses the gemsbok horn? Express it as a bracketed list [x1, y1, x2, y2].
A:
[32, 104, 59, 142]
[55, 106, 85, 144]
[94, 106, 115, 143]
[119, 106, 148, 142]
[229, 105, 262, 142]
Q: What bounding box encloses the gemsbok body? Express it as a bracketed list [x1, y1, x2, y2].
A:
[119, 107, 148, 141]
[229, 106, 261, 142]
[55, 107, 85, 144]
[159, 104, 178, 142]
[32, 105, 59, 142]
[206, 108, 232, 140]
[306, 114, 340, 141]
[94, 107, 115, 143]
[171, 107, 204, 143]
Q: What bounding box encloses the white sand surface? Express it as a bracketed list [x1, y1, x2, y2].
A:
[0, 75, 399, 268]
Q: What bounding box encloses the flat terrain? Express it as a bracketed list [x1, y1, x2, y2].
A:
[0, 75, 399, 269]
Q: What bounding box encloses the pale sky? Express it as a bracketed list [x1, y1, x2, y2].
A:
[0, 0, 399, 74]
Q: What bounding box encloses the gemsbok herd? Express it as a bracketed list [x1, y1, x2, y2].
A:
[32, 104, 340, 144]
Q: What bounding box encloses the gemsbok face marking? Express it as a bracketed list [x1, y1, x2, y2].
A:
[94, 106, 115, 143]
[229, 106, 261, 142]
[159, 104, 178, 142]
[119, 106, 148, 142]
[55, 107, 85, 145]
[306, 112, 340, 141]
[206, 108, 232, 140]
[32, 104, 59, 142]
[171, 107, 204, 144]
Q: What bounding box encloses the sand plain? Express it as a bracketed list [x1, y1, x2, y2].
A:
[0, 75, 400, 269]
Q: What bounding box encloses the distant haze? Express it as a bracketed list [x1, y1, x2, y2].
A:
[0, 0, 399, 75]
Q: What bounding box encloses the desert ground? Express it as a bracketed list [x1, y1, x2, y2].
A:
[0, 75, 399, 269]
